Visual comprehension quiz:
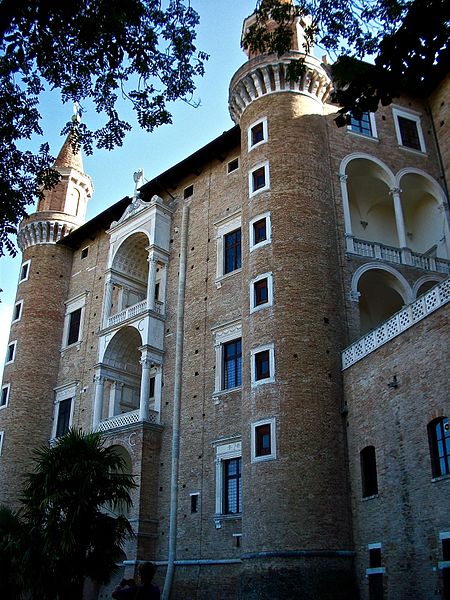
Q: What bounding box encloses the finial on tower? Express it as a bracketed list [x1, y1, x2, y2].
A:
[133, 169, 144, 199]
[72, 102, 81, 124]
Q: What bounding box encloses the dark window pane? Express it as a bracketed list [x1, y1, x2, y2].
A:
[398, 116, 421, 150]
[252, 167, 266, 191]
[360, 446, 378, 497]
[254, 279, 268, 306]
[56, 398, 72, 438]
[442, 539, 450, 561]
[429, 417, 450, 477]
[223, 339, 242, 389]
[81, 247, 89, 259]
[369, 548, 382, 568]
[368, 574, 384, 600]
[13, 303, 21, 320]
[251, 122, 264, 145]
[350, 112, 372, 136]
[149, 377, 155, 398]
[253, 218, 267, 245]
[7, 344, 15, 362]
[255, 423, 271, 456]
[224, 457, 241, 514]
[1, 387, 8, 407]
[228, 158, 239, 173]
[255, 350, 270, 381]
[191, 494, 199, 513]
[20, 263, 29, 280]
[224, 229, 241, 274]
[67, 308, 82, 345]
[154, 282, 160, 301]
[184, 185, 194, 199]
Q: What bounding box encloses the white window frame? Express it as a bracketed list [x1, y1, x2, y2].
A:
[214, 211, 242, 283]
[0, 431, 4, 455]
[251, 343, 275, 387]
[62, 292, 87, 349]
[249, 161, 270, 198]
[249, 212, 272, 251]
[5, 341, 17, 365]
[213, 439, 242, 523]
[227, 157, 239, 174]
[392, 105, 426, 153]
[12, 300, 23, 323]
[51, 382, 77, 440]
[250, 272, 273, 313]
[19, 259, 30, 283]
[1, 384, 10, 409]
[251, 417, 277, 463]
[347, 112, 378, 139]
[211, 319, 242, 398]
[248, 116, 268, 151]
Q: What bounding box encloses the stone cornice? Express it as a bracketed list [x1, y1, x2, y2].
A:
[229, 52, 333, 123]
[17, 217, 78, 250]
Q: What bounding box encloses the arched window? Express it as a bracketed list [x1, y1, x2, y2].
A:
[428, 417, 450, 478]
[360, 446, 378, 498]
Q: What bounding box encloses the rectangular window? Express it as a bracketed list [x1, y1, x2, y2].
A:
[81, 247, 89, 259]
[368, 574, 384, 600]
[252, 417, 277, 462]
[1, 384, 10, 408]
[248, 117, 268, 150]
[250, 273, 273, 312]
[349, 112, 376, 137]
[190, 493, 199, 514]
[55, 397, 72, 438]
[255, 350, 270, 380]
[0, 432, 4, 455]
[369, 548, 382, 568]
[6, 341, 16, 364]
[12, 300, 23, 322]
[223, 339, 242, 390]
[361, 446, 379, 497]
[256, 423, 271, 456]
[254, 278, 268, 306]
[149, 376, 156, 399]
[249, 162, 270, 197]
[19, 260, 30, 283]
[250, 213, 272, 251]
[227, 158, 239, 173]
[251, 344, 275, 386]
[392, 106, 425, 152]
[67, 308, 82, 346]
[224, 228, 241, 274]
[183, 184, 194, 199]
[224, 457, 242, 514]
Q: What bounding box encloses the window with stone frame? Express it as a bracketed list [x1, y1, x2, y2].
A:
[6, 341, 16, 364]
[52, 382, 76, 440]
[215, 212, 242, 282]
[55, 397, 72, 438]
[251, 343, 275, 386]
[392, 106, 426, 152]
[12, 300, 23, 322]
[1, 384, 10, 408]
[249, 161, 270, 197]
[214, 440, 242, 522]
[223, 338, 242, 390]
[224, 228, 242, 274]
[250, 272, 273, 312]
[349, 112, 377, 138]
[251, 417, 277, 463]
[249, 213, 272, 251]
[428, 417, 450, 478]
[62, 292, 87, 348]
[19, 260, 30, 283]
[248, 117, 268, 150]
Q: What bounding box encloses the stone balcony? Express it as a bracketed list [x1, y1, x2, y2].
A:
[348, 237, 450, 274]
[97, 409, 160, 432]
[106, 299, 164, 328]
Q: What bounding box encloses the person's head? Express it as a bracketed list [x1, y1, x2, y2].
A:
[138, 562, 156, 584]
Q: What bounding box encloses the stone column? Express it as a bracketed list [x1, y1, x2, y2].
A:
[108, 381, 123, 418]
[339, 174, 354, 253]
[390, 187, 411, 264]
[158, 263, 168, 314]
[154, 364, 163, 420]
[102, 276, 114, 328]
[139, 352, 152, 421]
[93, 372, 105, 429]
[146, 254, 158, 312]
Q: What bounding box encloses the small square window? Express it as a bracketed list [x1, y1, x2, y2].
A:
[228, 158, 239, 174]
[250, 213, 272, 251]
[255, 423, 271, 457]
[251, 344, 275, 386]
[224, 228, 241, 274]
[184, 184, 194, 199]
[253, 219, 267, 244]
[255, 350, 270, 380]
[19, 260, 30, 283]
[81, 247, 89, 259]
[251, 417, 276, 462]
[248, 117, 268, 150]
[1, 385, 10, 408]
[250, 273, 273, 312]
[249, 162, 270, 197]
[12, 301, 23, 322]
[6, 341, 16, 364]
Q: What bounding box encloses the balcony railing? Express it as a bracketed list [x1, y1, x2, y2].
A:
[350, 238, 450, 274]
[98, 409, 159, 432]
[342, 278, 450, 369]
[107, 298, 164, 328]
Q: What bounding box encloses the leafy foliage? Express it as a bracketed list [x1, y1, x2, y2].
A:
[0, 429, 136, 600]
[242, 0, 449, 125]
[0, 0, 207, 257]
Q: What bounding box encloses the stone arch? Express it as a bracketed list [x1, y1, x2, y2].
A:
[412, 275, 444, 299]
[340, 154, 398, 247]
[351, 263, 413, 335]
[396, 168, 450, 259]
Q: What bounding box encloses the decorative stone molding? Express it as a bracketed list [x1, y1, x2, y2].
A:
[18, 218, 75, 250]
[229, 52, 333, 123]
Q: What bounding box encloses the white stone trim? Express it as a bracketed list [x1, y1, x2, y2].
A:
[5, 340, 17, 365]
[214, 212, 242, 281]
[366, 567, 386, 576]
[248, 116, 268, 151]
[249, 212, 272, 251]
[392, 105, 426, 153]
[211, 319, 242, 396]
[368, 542, 382, 550]
[19, 259, 31, 283]
[250, 272, 273, 313]
[1, 383, 10, 409]
[51, 381, 77, 439]
[251, 417, 277, 463]
[12, 299, 23, 323]
[350, 262, 413, 305]
[62, 292, 88, 349]
[440, 531, 450, 540]
[249, 161, 270, 198]
[251, 343, 275, 387]
[214, 440, 242, 517]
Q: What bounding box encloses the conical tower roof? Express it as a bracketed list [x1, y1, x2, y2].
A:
[54, 132, 84, 174]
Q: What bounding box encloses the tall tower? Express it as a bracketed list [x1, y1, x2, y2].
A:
[0, 124, 93, 508]
[229, 7, 355, 598]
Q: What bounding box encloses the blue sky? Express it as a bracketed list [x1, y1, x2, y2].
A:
[0, 1, 260, 361]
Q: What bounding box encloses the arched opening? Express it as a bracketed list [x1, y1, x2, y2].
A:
[415, 279, 441, 298]
[346, 158, 397, 247]
[110, 232, 149, 318]
[400, 172, 449, 259]
[357, 268, 407, 335]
